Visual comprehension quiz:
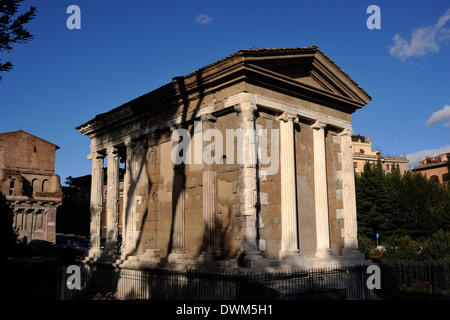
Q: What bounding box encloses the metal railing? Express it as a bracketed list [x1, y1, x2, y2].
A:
[58, 264, 379, 300]
[2, 258, 449, 300]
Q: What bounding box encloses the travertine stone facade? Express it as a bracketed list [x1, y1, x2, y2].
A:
[0, 130, 63, 243]
[77, 47, 371, 269]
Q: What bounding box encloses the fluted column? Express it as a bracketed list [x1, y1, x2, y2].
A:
[199, 114, 218, 260]
[172, 173, 185, 248]
[202, 170, 217, 253]
[121, 142, 137, 258]
[105, 146, 120, 255]
[339, 128, 360, 256]
[88, 150, 104, 256]
[277, 112, 300, 259]
[312, 121, 332, 258]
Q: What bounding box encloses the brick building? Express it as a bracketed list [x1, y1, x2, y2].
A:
[77, 46, 372, 269]
[0, 130, 63, 243]
[413, 151, 450, 183]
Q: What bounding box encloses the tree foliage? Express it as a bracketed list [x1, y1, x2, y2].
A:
[356, 160, 450, 239]
[0, 0, 37, 79]
[0, 192, 18, 258]
[356, 161, 450, 259]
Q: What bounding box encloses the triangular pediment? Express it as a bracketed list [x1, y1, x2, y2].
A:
[239, 47, 371, 107]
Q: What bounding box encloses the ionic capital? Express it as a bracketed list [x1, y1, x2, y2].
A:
[234, 102, 257, 119]
[107, 146, 120, 157]
[339, 128, 354, 137]
[277, 112, 299, 124]
[88, 150, 106, 160]
[311, 120, 326, 131]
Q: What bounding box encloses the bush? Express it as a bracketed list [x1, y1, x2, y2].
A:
[0, 192, 18, 258]
[421, 230, 450, 260]
[359, 231, 450, 261]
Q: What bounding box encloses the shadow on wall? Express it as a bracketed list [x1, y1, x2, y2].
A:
[83, 70, 208, 298]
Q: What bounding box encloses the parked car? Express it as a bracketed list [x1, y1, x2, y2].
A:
[29, 240, 56, 249]
[69, 241, 88, 253]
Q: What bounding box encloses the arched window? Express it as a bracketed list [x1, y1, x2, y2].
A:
[42, 179, 50, 192]
[430, 175, 439, 182]
[443, 173, 449, 183]
[9, 180, 15, 196]
[32, 179, 39, 195]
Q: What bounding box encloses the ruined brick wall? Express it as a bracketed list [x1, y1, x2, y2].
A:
[0, 130, 62, 244]
[214, 111, 243, 259]
[0, 130, 57, 174]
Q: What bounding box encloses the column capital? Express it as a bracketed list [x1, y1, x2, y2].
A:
[311, 120, 326, 131]
[107, 145, 120, 156]
[235, 101, 257, 117]
[277, 111, 299, 123]
[88, 150, 106, 160]
[339, 128, 354, 137]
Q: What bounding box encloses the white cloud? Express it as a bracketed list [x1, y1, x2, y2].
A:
[426, 105, 450, 127]
[406, 144, 450, 168]
[389, 8, 450, 60]
[195, 14, 212, 25]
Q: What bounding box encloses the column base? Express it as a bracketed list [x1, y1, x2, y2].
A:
[279, 250, 301, 260]
[315, 248, 333, 259]
[168, 249, 194, 264]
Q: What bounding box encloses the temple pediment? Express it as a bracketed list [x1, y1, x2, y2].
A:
[77, 46, 371, 139]
[237, 46, 371, 111]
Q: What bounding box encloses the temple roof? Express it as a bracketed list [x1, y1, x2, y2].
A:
[77, 46, 371, 135]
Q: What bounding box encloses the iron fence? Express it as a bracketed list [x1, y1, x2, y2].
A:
[377, 259, 450, 299]
[59, 263, 379, 300]
[2, 258, 449, 300]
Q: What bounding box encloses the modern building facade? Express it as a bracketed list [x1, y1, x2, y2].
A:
[77, 46, 372, 269]
[413, 152, 450, 183]
[352, 136, 409, 174]
[0, 130, 63, 243]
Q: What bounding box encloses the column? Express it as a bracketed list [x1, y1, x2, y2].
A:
[235, 96, 268, 267]
[121, 142, 137, 258]
[105, 146, 120, 255]
[172, 174, 185, 251]
[312, 121, 332, 258]
[202, 170, 217, 255]
[277, 112, 300, 259]
[168, 167, 188, 264]
[339, 128, 360, 256]
[199, 114, 218, 260]
[88, 150, 105, 256]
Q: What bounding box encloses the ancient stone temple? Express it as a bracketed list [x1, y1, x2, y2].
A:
[0, 130, 63, 243]
[77, 46, 372, 269]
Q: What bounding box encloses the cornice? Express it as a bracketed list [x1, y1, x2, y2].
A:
[77, 47, 371, 138]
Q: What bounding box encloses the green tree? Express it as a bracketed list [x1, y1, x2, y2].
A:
[356, 159, 395, 238]
[356, 161, 450, 242]
[0, 0, 37, 80]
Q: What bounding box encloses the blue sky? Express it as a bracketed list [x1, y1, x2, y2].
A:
[1, 0, 449, 183]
